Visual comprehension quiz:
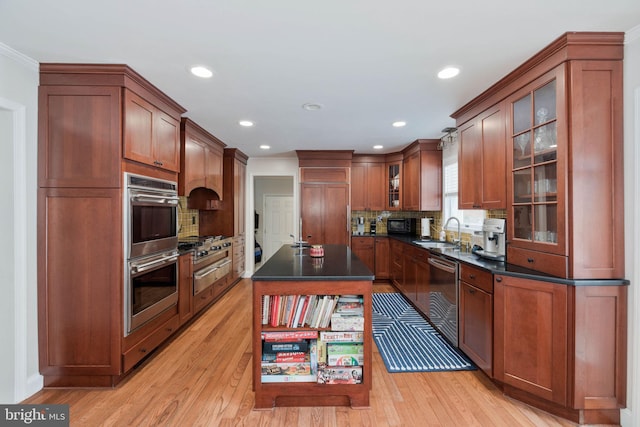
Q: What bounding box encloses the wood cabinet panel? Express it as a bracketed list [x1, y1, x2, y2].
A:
[300, 167, 349, 183]
[122, 315, 179, 372]
[301, 183, 349, 246]
[459, 263, 493, 294]
[350, 160, 385, 211]
[178, 253, 194, 325]
[38, 188, 122, 377]
[180, 118, 226, 197]
[123, 89, 180, 172]
[351, 237, 375, 272]
[374, 237, 389, 280]
[402, 140, 441, 211]
[389, 239, 403, 288]
[494, 275, 567, 405]
[458, 104, 506, 209]
[38, 85, 122, 188]
[459, 281, 492, 376]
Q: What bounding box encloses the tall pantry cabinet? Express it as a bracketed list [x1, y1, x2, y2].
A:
[37, 64, 186, 387]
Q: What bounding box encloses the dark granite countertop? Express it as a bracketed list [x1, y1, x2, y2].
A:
[353, 233, 628, 286]
[252, 244, 375, 281]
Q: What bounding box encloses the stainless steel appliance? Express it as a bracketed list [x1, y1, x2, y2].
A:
[474, 218, 506, 262]
[124, 173, 179, 259]
[125, 249, 179, 335]
[179, 236, 233, 296]
[386, 218, 417, 235]
[428, 253, 459, 346]
[356, 217, 365, 234]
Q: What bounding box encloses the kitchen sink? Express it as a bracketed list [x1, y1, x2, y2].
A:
[412, 240, 459, 249]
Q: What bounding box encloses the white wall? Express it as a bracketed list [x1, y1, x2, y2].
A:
[245, 157, 299, 276]
[0, 43, 41, 403]
[621, 25, 640, 427]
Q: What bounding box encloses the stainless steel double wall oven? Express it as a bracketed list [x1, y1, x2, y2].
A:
[123, 173, 180, 336]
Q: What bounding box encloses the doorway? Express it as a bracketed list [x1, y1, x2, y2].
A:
[253, 176, 295, 267]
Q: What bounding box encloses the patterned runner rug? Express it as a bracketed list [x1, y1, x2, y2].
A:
[372, 293, 475, 372]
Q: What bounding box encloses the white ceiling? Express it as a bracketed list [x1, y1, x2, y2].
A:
[2, 0, 639, 158]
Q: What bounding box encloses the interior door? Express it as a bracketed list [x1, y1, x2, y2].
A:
[263, 195, 294, 262]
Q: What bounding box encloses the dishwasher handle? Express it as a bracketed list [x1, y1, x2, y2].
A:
[428, 256, 457, 274]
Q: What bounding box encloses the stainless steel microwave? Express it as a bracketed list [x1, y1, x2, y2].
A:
[386, 218, 417, 234]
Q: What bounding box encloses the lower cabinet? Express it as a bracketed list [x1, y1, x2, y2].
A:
[493, 274, 627, 424]
[350, 236, 389, 280]
[458, 264, 493, 377]
[178, 253, 194, 325]
[389, 238, 403, 288]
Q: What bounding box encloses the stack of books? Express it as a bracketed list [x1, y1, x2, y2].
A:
[261, 294, 342, 328]
[330, 295, 364, 331]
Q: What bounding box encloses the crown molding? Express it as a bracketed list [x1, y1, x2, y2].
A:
[0, 43, 38, 71]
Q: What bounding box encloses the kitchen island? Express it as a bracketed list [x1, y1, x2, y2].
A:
[251, 244, 374, 409]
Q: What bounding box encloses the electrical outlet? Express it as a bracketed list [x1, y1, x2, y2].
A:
[192, 216, 196, 225]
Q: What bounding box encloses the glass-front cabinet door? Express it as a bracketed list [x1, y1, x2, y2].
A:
[386, 160, 402, 210]
[508, 67, 565, 255]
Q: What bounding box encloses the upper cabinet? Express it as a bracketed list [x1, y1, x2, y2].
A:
[402, 140, 442, 211]
[385, 153, 403, 211]
[179, 118, 226, 197]
[351, 155, 385, 211]
[123, 90, 181, 172]
[451, 32, 624, 279]
[457, 102, 507, 209]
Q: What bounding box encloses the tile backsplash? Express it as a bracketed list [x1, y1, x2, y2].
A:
[178, 197, 199, 239]
[351, 209, 507, 249]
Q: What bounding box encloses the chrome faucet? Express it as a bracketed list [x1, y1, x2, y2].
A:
[443, 216, 461, 247]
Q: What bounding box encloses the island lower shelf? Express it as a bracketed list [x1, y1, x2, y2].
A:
[252, 279, 372, 409]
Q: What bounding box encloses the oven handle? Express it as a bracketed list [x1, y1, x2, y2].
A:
[131, 193, 179, 205]
[194, 265, 219, 280]
[428, 257, 457, 274]
[131, 254, 179, 274]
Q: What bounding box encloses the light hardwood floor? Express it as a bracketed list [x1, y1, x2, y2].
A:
[24, 279, 583, 426]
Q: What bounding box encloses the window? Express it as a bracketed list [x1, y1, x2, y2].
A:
[442, 138, 485, 232]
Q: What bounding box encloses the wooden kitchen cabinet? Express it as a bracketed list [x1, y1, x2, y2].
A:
[506, 57, 624, 279]
[412, 247, 430, 315]
[493, 274, 627, 424]
[374, 237, 389, 280]
[458, 264, 493, 376]
[38, 85, 122, 188]
[124, 89, 181, 173]
[38, 188, 122, 385]
[452, 33, 624, 279]
[351, 156, 385, 211]
[494, 275, 568, 405]
[351, 237, 375, 271]
[402, 140, 442, 211]
[179, 118, 225, 198]
[457, 102, 506, 209]
[37, 64, 186, 387]
[389, 238, 404, 289]
[200, 148, 248, 284]
[385, 154, 403, 210]
[350, 236, 389, 280]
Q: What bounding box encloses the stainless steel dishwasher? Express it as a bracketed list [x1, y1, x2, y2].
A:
[428, 253, 459, 347]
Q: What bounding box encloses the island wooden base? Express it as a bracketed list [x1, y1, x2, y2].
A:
[254, 383, 370, 410]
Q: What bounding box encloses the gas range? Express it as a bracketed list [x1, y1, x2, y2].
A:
[179, 235, 233, 265]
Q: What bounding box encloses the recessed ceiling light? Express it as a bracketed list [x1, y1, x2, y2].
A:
[302, 103, 323, 111]
[260, 144, 271, 150]
[438, 67, 460, 79]
[373, 145, 384, 150]
[239, 120, 254, 127]
[392, 121, 406, 127]
[190, 66, 213, 78]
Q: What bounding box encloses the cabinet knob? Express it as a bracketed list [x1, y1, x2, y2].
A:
[468, 288, 476, 295]
[527, 258, 535, 263]
[140, 348, 147, 353]
[469, 274, 475, 279]
[496, 276, 503, 283]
